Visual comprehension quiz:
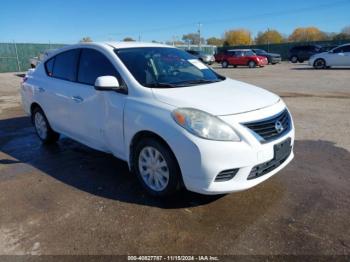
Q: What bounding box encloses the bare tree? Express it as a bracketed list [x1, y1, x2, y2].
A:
[79, 37, 93, 43]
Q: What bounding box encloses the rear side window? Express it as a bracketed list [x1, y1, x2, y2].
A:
[78, 48, 121, 86]
[45, 58, 55, 76]
[52, 49, 80, 81]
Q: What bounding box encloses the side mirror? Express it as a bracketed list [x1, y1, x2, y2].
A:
[94, 76, 120, 91]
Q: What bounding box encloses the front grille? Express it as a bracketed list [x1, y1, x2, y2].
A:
[248, 148, 291, 180]
[243, 109, 291, 143]
[215, 169, 239, 182]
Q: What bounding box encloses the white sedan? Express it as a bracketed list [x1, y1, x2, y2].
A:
[21, 42, 294, 197]
[309, 44, 350, 69]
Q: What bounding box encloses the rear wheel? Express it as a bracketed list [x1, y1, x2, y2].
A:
[313, 58, 326, 69]
[32, 107, 60, 144]
[221, 60, 229, 68]
[133, 137, 182, 197]
[248, 60, 256, 68]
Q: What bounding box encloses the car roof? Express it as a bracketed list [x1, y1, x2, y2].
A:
[227, 49, 252, 51]
[43, 42, 176, 60]
[103, 41, 173, 49]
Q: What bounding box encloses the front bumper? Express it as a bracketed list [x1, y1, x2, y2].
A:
[270, 57, 282, 63]
[172, 100, 295, 195]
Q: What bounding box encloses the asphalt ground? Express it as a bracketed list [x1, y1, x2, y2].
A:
[0, 62, 349, 256]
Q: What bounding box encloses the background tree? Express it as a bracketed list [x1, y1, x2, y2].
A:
[206, 37, 224, 46]
[288, 27, 327, 42]
[123, 37, 135, 42]
[79, 37, 93, 43]
[223, 29, 252, 46]
[341, 26, 350, 35]
[182, 33, 205, 45]
[333, 26, 350, 40]
[255, 29, 283, 45]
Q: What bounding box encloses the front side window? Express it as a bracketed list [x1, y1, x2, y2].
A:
[333, 47, 344, 53]
[78, 49, 122, 86]
[115, 47, 224, 88]
[51, 49, 80, 81]
[343, 45, 350, 52]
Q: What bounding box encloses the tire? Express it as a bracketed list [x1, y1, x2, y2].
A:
[32, 107, 60, 144]
[233, 65, 237, 68]
[221, 60, 229, 68]
[313, 58, 326, 69]
[133, 137, 182, 197]
[290, 56, 298, 63]
[248, 60, 256, 68]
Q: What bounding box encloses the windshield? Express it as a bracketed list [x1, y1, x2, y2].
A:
[115, 47, 224, 88]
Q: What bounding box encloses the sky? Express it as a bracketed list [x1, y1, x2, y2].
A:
[1, 0, 349, 44]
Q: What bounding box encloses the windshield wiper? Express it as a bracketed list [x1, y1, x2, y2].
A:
[173, 79, 221, 86]
[146, 82, 177, 88]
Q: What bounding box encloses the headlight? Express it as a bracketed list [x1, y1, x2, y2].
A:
[172, 108, 241, 141]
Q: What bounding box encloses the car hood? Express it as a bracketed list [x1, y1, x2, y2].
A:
[151, 78, 280, 116]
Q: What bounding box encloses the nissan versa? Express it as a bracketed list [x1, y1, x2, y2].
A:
[21, 42, 295, 197]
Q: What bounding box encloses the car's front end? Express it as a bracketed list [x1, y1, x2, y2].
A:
[200, 54, 215, 65]
[114, 43, 294, 195]
[256, 56, 269, 66]
[167, 99, 294, 195]
[269, 54, 282, 64]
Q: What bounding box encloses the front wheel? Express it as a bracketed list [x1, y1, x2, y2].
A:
[290, 56, 298, 63]
[32, 107, 60, 144]
[133, 137, 182, 196]
[313, 59, 326, 69]
[248, 60, 256, 68]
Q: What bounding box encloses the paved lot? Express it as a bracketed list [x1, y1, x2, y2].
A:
[0, 63, 349, 255]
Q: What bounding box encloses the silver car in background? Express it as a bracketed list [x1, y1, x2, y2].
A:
[186, 50, 215, 65]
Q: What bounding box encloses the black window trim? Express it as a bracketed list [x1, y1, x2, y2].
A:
[44, 47, 128, 94]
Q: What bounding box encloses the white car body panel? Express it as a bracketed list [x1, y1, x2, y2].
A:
[309, 44, 350, 67]
[21, 42, 295, 195]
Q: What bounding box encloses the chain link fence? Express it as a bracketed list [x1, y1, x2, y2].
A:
[0, 42, 66, 73]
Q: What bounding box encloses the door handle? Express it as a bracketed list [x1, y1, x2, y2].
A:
[38, 87, 45, 93]
[72, 96, 83, 103]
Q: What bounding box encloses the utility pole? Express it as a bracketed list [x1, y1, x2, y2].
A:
[138, 33, 142, 42]
[13, 41, 21, 72]
[198, 22, 202, 50]
[267, 28, 270, 52]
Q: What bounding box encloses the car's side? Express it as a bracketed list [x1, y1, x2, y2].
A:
[21, 44, 194, 196]
[310, 44, 350, 69]
[221, 50, 267, 68]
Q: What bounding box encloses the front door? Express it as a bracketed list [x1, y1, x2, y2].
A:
[70, 48, 127, 154]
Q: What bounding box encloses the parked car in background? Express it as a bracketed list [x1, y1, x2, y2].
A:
[309, 43, 350, 69]
[214, 50, 234, 63]
[21, 42, 294, 197]
[252, 49, 281, 64]
[220, 49, 268, 68]
[29, 49, 57, 68]
[185, 50, 215, 65]
[288, 45, 322, 63]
